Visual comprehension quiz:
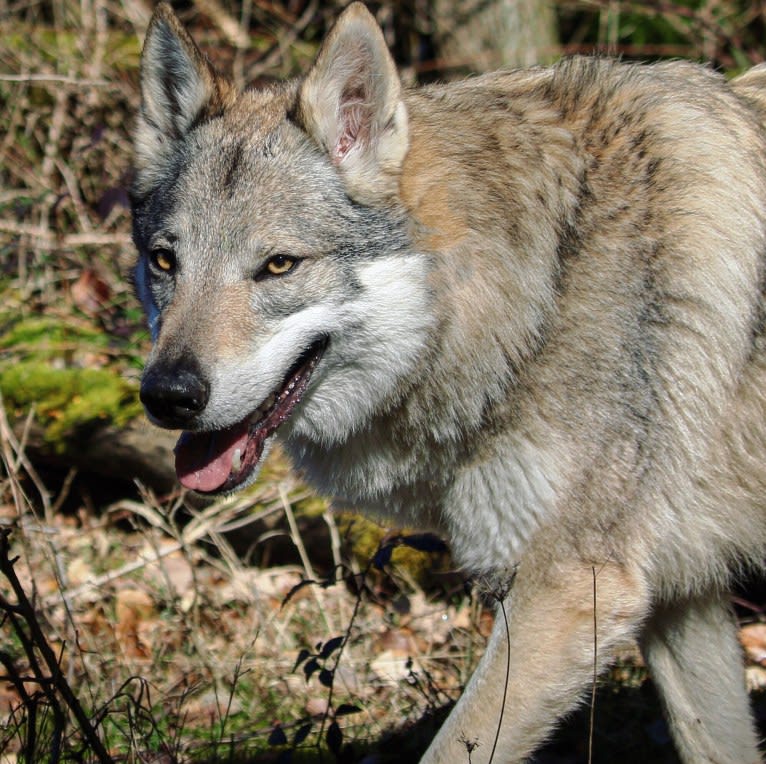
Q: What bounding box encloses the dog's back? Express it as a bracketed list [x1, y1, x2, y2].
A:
[393, 62, 766, 761]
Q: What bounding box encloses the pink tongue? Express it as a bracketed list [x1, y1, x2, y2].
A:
[175, 422, 249, 493]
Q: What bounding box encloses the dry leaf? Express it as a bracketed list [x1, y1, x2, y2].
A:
[0, 680, 21, 716]
[66, 557, 94, 588]
[71, 268, 111, 317]
[375, 627, 417, 655]
[115, 588, 156, 659]
[746, 664, 766, 691]
[306, 696, 329, 716]
[740, 623, 766, 665]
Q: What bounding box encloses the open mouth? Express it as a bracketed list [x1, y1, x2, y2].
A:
[174, 337, 328, 494]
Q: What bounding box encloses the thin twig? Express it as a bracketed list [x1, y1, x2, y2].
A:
[280, 484, 334, 632]
[42, 537, 185, 607]
[0, 397, 51, 518]
[45, 491, 287, 607]
[487, 596, 511, 764]
[0, 650, 44, 760]
[588, 565, 598, 764]
[40, 85, 68, 191]
[247, 0, 319, 79]
[0, 220, 132, 247]
[196, 0, 250, 48]
[314, 559, 369, 764]
[0, 74, 111, 87]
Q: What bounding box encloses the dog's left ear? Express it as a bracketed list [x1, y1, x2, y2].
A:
[295, 2, 408, 205]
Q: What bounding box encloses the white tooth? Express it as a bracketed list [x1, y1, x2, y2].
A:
[250, 393, 277, 425]
[232, 448, 242, 472]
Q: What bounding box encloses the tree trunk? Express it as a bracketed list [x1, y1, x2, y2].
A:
[431, 0, 559, 73]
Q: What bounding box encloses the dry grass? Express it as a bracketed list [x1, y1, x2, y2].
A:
[2, 1, 766, 762]
[0, 414, 481, 761]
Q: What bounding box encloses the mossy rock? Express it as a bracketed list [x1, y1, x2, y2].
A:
[0, 360, 142, 450]
[0, 305, 145, 450]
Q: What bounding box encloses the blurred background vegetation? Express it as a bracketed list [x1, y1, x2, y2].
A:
[1, 0, 766, 762]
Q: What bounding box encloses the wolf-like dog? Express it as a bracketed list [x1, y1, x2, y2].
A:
[131, 3, 766, 761]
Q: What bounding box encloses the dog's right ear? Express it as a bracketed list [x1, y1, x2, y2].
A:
[134, 3, 232, 192]
[295, 2, 408, 206]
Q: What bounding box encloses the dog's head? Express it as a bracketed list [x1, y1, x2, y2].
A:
[131, 3, 433, 494]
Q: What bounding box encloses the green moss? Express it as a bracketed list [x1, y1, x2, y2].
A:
[293, 494, 329, 517]
[0, 360, 141, 449]
[338, 513, 446, 583]
[3, 27, 141, 72]
[0, 315, 107, 359]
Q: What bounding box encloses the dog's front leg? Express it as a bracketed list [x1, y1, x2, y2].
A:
[420, 559, 648, 764]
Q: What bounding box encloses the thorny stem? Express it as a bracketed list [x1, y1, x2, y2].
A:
[0, 597, 66, 762]
[0, 650, 41, 760]
[316, 565, 367, 763]
[0, 528, 114, 764]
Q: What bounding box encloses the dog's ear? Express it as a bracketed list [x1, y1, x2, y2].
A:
[134, 3, 232, 191]
[296, 2, 408, 205]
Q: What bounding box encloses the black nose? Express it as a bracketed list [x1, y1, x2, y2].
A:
[140, 358, 210, 428]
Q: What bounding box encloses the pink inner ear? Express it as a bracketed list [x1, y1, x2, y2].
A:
[334, 88, 371, 163]
[334, 131, 355, 162]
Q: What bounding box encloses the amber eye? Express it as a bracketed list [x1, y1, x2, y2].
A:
[265, 255, 297, 276]
[150, 248, 176, 273]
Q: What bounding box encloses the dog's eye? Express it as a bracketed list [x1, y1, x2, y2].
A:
[264, 255, 297, 277]
[150, 248, 176, 274]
